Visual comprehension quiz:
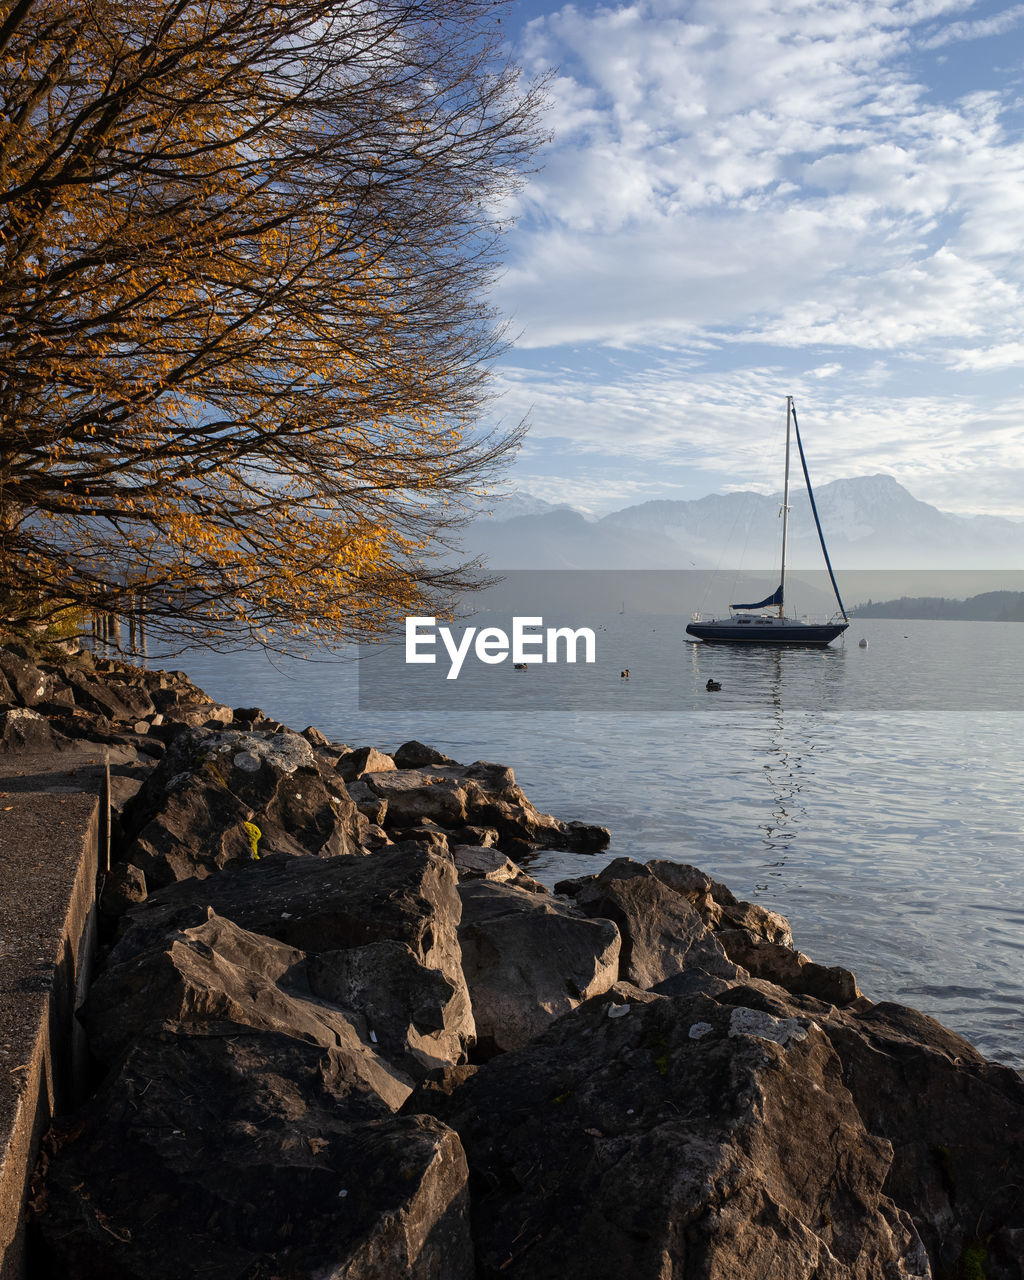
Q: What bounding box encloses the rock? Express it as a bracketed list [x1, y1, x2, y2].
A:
[0, 649, 52, 706]
[558, 858, 794, 948]
[301, 724, 333, 749]
[459, 825, 498, 847]
[338, 745, 397, 782]
[366, 762, 610, 854]
[107, 773, 145, 818]
[45, 684, 76, 709]
[361, 822, 392, 848]
[386, 822, 451, 855]
[456, 879, 620, 1056]
[120, 726, 361, 888]
[559, 858, 741, 990]
[451, 845, 548, 894]
[716, 930, 861, 1004]
[451, 845, 526, 882]
[765, 988, 1024, 1277]
[347, 777, 389, 824]
[36, 1025, 473, 1280]
[712, 895, 794, 947]
[99, 863, 147, 916]
[110, 844, 476, 1065]
[463, 760, 517, 793]
[308, 941, 467, 1072]
[394, 740, 457, 768]
[232, 705, 266, 726]
[0, 707, 70, 752]
[63, 668, 155, 721]
[457, 763, 609, 852]
[138, 666, 234, 725]
[82, 910, 412, 1108]
[419, 985, 931, 1279]
[365, 769, 470, 827]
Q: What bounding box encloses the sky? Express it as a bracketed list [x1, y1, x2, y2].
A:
[482, 0, 1024, 519]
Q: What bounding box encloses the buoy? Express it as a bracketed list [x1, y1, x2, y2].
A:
[858, 638, 868, 648]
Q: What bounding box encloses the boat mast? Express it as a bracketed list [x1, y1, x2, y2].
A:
[778, 396, 793, 618]
[790, 399, 849, 623]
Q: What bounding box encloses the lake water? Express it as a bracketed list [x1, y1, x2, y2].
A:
[164, 616, 1024, 1068]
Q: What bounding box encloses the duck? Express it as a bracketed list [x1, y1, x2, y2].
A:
[706, 678, 721, 691]
[621, 668, 630, 679]
[513, 663, 528, 670]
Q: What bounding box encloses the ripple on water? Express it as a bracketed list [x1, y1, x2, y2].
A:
[165, 623, 1024, 1068]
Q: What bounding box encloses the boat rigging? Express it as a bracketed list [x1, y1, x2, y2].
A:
[685, 397, 849, 648]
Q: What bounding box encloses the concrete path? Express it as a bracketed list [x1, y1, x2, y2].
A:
[0, 751, 109, 1280]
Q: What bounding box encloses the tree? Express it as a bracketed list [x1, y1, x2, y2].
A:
[0, 0, 546, 647]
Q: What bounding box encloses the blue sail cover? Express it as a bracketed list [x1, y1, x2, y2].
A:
[731, 584, 782, 610]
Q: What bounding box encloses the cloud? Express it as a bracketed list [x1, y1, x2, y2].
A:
[492, 358, 1024, 517]
[503, 1, 1024, 355]
[948, 341, 1024, 371]
[920, 3, 1024, 47]
[492, 1, 1024, 519]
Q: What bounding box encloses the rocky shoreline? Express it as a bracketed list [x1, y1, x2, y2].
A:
[1, 646, 1023, 1278]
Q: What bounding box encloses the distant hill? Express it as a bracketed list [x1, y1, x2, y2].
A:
[461, 475, 1024, 570]
[852, 591, 1024, 620]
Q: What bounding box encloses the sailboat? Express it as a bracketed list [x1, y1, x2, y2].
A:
[685, 397, 849, 647]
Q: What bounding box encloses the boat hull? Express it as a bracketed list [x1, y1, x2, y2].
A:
[686, 620, 848, 647]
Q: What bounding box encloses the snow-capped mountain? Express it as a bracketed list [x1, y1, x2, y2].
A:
[462, 477, 1024, 569]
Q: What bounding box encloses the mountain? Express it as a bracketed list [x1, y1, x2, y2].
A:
[460, 492, 586, 523]
[463, 508, 683, 570]
[852, 591, 1024, 620]
[462, 477, 1024, 570]
[598, 474, 1021, 567]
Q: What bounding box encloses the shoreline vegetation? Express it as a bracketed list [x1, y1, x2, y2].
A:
[852, 590, 1024, 620]
[2, 644, 1023, 1277]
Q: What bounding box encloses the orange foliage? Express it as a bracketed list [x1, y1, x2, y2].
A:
[0, 0, 544, 646]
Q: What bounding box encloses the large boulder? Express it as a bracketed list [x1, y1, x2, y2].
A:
[559, 858, 863, 1006]
[82, 910, 412, 1109]
[729, 983, 1024, 1278]
[557, 858, 740, 990]
[417, 984, 930, 1279]
[36, 1025, 474, 1280]
[0, 649, 53, 706]
[120, 726, 361, 887]
[559, 857, 792, 943]
[110, 845, 476, 1069]
[364, 769, 470, 828]
[61, 667, 156, 721]
[456, 879, 620, 1055]
[0, 707, 71, 752]
[308, 941, 466, 1072]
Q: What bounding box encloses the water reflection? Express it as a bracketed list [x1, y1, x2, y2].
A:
[755, 651, 804, 890]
